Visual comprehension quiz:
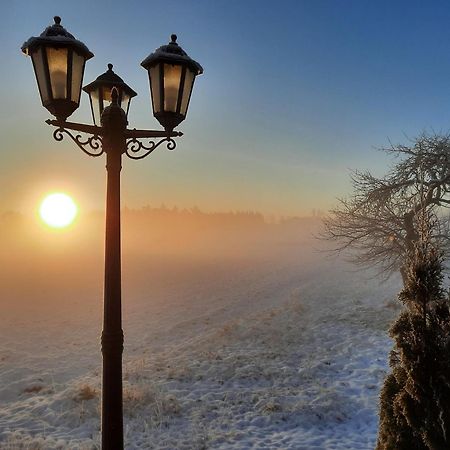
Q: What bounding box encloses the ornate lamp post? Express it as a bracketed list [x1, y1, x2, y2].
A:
[21, 17, 203, 450]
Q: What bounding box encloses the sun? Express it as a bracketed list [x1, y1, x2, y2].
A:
[39, 192, 78, 228]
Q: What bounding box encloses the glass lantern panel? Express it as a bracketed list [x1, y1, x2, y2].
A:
[180, 68, 195, 116]
[149, 64, 161, 113]
[71, 51, 85, 103]
[46, 47, 68, 99]
[121, 92, 131, 115]
[163, 64, 182, 112]
[102, 86, 128, 109]
[31, 47, 50, 103]
[90, 87, 103, 126]
[101, 86, 112, 105]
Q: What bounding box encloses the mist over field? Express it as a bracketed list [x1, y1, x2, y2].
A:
[0, 208, 399, 449]
[0, 207, 318, 312]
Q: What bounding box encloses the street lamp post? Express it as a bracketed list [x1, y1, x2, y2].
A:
[21, 17, 203, 450]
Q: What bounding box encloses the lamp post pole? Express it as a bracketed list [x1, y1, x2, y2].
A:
[44, 95, 183, 450]
[21, 17, 203, 450]
[101, 91, 126, 448]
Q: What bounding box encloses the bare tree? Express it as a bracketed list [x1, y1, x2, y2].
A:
[321, 133, 450, 283]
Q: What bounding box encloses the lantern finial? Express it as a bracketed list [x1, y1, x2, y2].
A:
[54, 16, 61, 25]
[171, 34, 177, 44]
[108, 63, 113, 71]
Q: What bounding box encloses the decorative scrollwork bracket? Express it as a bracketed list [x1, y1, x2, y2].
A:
[46, 119, 182, 160]
[52, 127, 104, 157]
[125, 137, 177, 160]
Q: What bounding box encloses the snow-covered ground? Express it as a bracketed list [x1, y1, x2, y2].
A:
[0, 221, 401, 449]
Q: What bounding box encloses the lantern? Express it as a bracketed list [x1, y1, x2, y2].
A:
[83, 64, 137, 126]
[141, 34, 203, 131]
[21, 16, 93, 121]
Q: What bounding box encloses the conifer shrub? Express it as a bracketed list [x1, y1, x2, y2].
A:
[376, 219, 450, 450]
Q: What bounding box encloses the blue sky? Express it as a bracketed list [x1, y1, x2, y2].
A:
[2, 0, 450, 216]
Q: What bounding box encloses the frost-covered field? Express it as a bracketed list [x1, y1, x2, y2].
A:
[0, 220, 401, 449]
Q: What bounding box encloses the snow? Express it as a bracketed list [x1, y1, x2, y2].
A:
[0, 219, 401, 449]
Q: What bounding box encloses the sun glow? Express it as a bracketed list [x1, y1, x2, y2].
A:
[39, 193, 78, 228]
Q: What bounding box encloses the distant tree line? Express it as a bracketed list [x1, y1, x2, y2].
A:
[123, 205, 266, 228]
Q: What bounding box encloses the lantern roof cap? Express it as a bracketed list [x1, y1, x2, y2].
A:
[141, 34, 203, 75]
[83, 64, 137, 98]
[21, 16, 93, 59]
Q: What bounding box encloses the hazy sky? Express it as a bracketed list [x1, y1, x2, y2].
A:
[2, 0, 450, 216]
